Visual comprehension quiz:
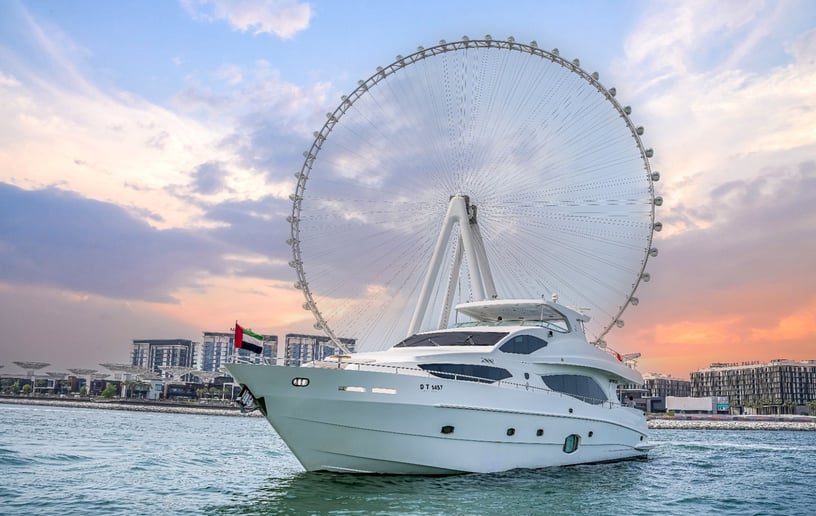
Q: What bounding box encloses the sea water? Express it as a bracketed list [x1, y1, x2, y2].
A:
[1, 403, 815, 515]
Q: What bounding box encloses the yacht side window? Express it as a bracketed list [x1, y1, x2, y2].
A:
[541, 374, 608, 405]
[394, 331, 508, 347]
[499, 335, 548, 354]
[419, 363, 513, 384]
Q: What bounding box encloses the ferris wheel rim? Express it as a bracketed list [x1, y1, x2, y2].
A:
[288, 35, 659, 349]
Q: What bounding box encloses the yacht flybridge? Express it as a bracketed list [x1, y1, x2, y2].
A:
[227, 297, 650, 474]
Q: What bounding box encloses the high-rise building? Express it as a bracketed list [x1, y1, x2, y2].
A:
[691, 359, 816, 412]
[198, 331, 279, 372]
[643, 373, 691, 398]
[284, 333, 356, 366]
[131, 339, 198, 372]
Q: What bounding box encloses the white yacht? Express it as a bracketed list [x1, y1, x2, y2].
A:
[226, 297, 650, 474]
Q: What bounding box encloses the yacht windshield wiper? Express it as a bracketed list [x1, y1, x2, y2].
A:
[465, 335, 476, 345]
[427, 337, 440, 346]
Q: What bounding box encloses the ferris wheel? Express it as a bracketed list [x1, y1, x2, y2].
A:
[287, 36, 662, 353]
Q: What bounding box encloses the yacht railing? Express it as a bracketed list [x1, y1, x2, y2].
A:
[228, 354, 281, 366]
[227, 355, 627, 409]
[306, 359, 625, 409]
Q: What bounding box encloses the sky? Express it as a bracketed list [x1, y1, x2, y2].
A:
[0, 0, 814, 378]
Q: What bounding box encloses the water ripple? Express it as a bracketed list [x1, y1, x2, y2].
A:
[2, 403, 815, 515]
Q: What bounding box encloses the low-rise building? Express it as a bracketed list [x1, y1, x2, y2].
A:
[635, 373, 692, 412]
[285, 333, 356, 366]
[131, 339, 198, 373]
[643, 373, 691, 398]
[666, 396, 730, 414]
[198, 331, 279, 371]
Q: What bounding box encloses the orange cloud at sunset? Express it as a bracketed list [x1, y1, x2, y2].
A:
[616, 294, 816, 379]
[654, 319, 743, 348]
[152, 275, 316, 337]
[750, 305, 816, 343]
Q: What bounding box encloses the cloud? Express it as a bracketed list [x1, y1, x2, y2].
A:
[599, 2, 816, 376]
[751, 305, 816, 342]
[204, 196, 295, 272]
[0, 3, 334, 354]
[191, 161, 230, 195]
[0, 61, 230, 230]
[0, 183, 226, 302]
[0, 282, 203, 371]
[614, 159, 816, 375]
[610, 1, 816, 236]
[216, 64, 244, 85]
[173, 60, 332, 176]
[181, 0, 312, 39]
[789, 27, 816, 66]
[1, 6, 330, 234]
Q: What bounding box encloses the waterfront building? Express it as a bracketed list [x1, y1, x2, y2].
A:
[629, 373, 693, 412]
[666, 396, 730, 414]
[131, 339, 198, 373]
[197, 331, 279, 371]
[691, 359, 816, 414]
[284, 333, 356, 366]
[643, 373, 691, 399]
[643, 373, 691, 398]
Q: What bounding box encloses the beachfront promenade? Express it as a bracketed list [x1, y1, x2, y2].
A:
[0, 396, 259, 417]
[648, 414, 816, 431]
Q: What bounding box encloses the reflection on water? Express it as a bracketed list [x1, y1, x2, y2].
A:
[212, 461, 653, 515]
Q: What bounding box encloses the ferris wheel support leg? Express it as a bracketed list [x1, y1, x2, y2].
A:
[408, 199, 459, 335]
[438, 235, 464, 329]
[408, 196, 488, 336]
[458, 204, 486, 302]
[470, 219, 497, 299]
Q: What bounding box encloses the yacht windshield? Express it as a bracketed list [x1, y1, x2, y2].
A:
[394, 331, 508, 348]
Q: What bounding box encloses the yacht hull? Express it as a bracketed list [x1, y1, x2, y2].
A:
[227, 363, 650, 474]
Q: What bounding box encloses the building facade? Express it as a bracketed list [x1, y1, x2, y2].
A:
[284, 333, 356, 366]
[643, 373, 691, 398]
[691, 359, 816, 413]
[131, 339, 198, 373]
[198, 331, 279, 372]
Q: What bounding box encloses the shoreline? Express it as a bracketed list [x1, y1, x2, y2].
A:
[647, 414, 816, 431]
[3, 397, 815, 429]
[0, 396, 260, 417]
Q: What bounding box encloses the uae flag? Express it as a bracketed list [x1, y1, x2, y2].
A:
[234, 322, 264, 354]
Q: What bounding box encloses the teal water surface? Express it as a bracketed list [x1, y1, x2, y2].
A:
[1, 403, 814, 515]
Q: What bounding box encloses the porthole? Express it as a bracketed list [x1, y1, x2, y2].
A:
[524, 372, 530, 380]
[291, 377, 310, 387]
[507, 428, 515, 436]
[588, 431, 594, 438]
[441, 425, 455, 434]
[640, 435, 644, 441]
[568, 408, 573, 414]
[536, 429, 544, 437]
[563, 434, 581, 453]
